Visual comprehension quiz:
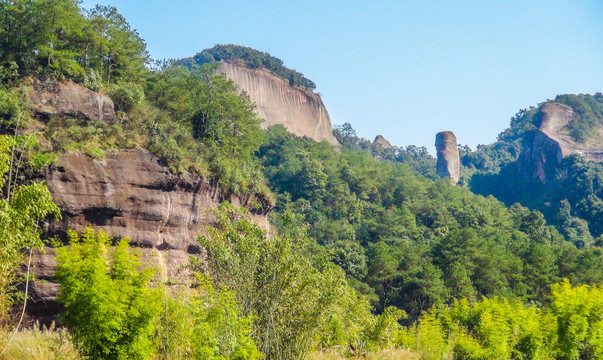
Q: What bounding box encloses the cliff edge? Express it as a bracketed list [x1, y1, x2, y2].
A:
[217, 61, 340, 146]
[521, 103, 603, 182]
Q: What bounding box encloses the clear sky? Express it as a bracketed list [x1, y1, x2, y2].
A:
[81, 0, 603, 153]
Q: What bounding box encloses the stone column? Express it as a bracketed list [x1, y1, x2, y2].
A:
[435, 131, 460, 184]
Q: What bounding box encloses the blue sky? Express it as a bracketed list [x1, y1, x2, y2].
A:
[82, 0, 603, 153]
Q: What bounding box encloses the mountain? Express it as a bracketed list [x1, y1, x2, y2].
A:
[183, 45, 340, 146]
[460, 94, 603, 246]
[2, 2, 603, 357]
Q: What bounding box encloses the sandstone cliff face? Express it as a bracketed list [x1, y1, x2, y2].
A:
[521, 103, 603, 182]
[435, 131, 460, 184]
[28, 80, 115, 122]
[28, 148, 271, 323]
[217, 61, 340, 146]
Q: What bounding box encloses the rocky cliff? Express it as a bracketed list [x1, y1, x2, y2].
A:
[28, 148, 271, 323]
[520, 103, 603, 182]
[29, 80, 115, 122]
[435, 131, 460, 184]
[217, 61, 340, 146]
[24, 80, 272, 323]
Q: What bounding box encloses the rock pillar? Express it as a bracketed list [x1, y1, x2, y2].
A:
[435, 131, 460, 184]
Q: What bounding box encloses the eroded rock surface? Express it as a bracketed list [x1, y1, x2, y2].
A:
[373, 135, 393, 150]
[521, 103, 603, 182]
[28, 148, 271, 323]
[28, 80, 115, 122]
[435, 131, 460, 184]
[217, 61, 340, 146]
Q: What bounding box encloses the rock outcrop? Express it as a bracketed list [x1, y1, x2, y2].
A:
[435, 131, 460, 184]
[520, 103, 603, 182]
[28, 80, 115, 122]
[373, 135, 393, 150]
[217, 61, 340, 146]
[27, 148, 271, 323]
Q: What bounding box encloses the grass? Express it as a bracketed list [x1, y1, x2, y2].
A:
[308, 347, 420, 360]
[0, 323, 80, 360]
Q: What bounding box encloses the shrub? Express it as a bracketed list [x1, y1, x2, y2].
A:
[155, 275, 261, 360]
[108, 82, 145, 112]
[197, 207, 395, 359]
[55, 228, 162, 360]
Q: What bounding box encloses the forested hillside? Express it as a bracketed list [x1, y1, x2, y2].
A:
[460, 95, 603, 247]
[1, 1, 602, 359]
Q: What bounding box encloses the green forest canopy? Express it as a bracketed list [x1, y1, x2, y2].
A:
[183, 44, 317, 90]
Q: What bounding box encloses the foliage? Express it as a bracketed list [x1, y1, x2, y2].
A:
[333, 123, 437, 179]
[197, 206, 399, 359]
[555, 93, 603, 141]
[0, 0, 148, 85]
[55, 228, 162, 360]
[259, 125, 597, 321]
[185, 44, 317, 90]
[465, 95, 603, 242]
[107, 82, 145, 112]
[155, 276, 261, 360]
[146, 61, 267, 195]
[398, 280, 603, 360]
[0, 133, 59, 319]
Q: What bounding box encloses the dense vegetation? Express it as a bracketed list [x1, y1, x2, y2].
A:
[258, 125, 603, 323]
[458, 95, 603, 246]
[1, 1, 602, 359]
[399, 280, 603, 359]
[183, 44, 317, 90]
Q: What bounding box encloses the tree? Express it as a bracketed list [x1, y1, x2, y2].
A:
[0, 133, 59, 320]
[55, 228, 162, 360]
[197, 206, 390, 359]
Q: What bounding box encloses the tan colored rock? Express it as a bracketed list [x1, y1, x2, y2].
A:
[28, 80, 115, 122]
[44, 149, 271, 248]
[373, 135, 393, 150]
[521, 103, 603, 183]
[28, 148, 272, 324]
[217, 61, 340, 146]
[435, 131, 460, 184]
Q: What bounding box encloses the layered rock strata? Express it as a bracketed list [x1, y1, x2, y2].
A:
[27, 149, 271, 323]
[28, 80, 115, 122]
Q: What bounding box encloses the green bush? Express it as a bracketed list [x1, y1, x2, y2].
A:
[155, 276, 261, 360]
[55, 228, 162, 360]
[399, 280, 603, 360]
[0, 134, 59, 319]
[108, 82, 145, 112]
[197, 206, 395, 359]
[0, 88, 22, 121]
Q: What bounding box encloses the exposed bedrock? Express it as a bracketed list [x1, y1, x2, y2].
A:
[373, 135, 393, 150]
[217, 61, 340, 146]
[435, 131, 460, 184]
[520, 103, 603, 183]
[28, 80, 116, 122]
[27, 148, 271, 323]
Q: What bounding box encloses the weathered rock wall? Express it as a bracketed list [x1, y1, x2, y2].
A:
[217, 61, 340, 146]
[28, 80, 115, 122]
[520, 103, 603, 182]
[27, 149, 271, 323]
[435, 131, 460, 184]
